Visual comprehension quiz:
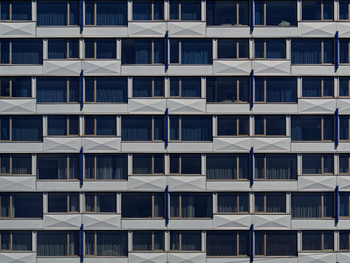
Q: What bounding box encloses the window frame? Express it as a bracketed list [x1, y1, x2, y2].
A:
[0, 0, 32, 22]
[254, 192, 287, 213]
[301, 77, 334, 98]
[84, 154, 127, 180]
[254, 115, 286, 136]
[37, 231, 79, 257]
[254, 39, 286, 59]
[0, 116, 43, 142]
[0, 193, 43, 219]
[84, 39, 116, 59]
[254, 154, 297, 180]
[301, 230, 334, 251]
[255, 231, 297, 256]
[132, 0, 164, 21]
[47, 115, 79, 136]
[84, 115, 116, 136]
[169, 77, 202, 98]
[254, 0, 297, 26]
[0, 78, 32, 98]
[217, 193, 249, 214]
[217, 39, 249, 59]
[170, 193, 212, 219]
[37, 0, 78, 26]
[301, 154, 334, 175]
[206, 154, 249, 180]
[216, 116, 249, 137]
[132, 231, 165, 252]
[0, 39, 43, 65]
[84, 193, 117, 213]
[291, 39, 334, 65]
[48, 39, 79, 60]
[206, 0, 249, 26]
[302, 0, 334, 21]
[48, 193, 80, 213]
[0, 154, 32, 176]
[0, 231, 32, 252]
[169, 154, 202, 175]
[168, 0, 201, 21]
[169, 231, 202, 251]
[132, 154, 165, 175]
[132, 77, 165, 98]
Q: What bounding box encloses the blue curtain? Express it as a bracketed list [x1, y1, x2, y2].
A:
[0, 2, 10, 20]
[96, 40, 116, 59]
[133, 155, 152, 174]
[48, 39, 66, 59]
[182, 78, 201, 97]
[12, 40, 43, 64]
[255, 1, 264, 25]
[136, 40, 152, 64]
[37, 78, 67, 102]
[340, 116, 349, 140]
[1, 40, 10, 64]
[12, 78, 31, 97]
[96, 154, 127, 179]
[37, 1, 67, 25]
[133, 78, 153, 97]
[181, 40, 212, 64]
[97, 1, 127, 25]
[12, 116, 42, 141]
[291, 116, 321, 141]
[181, 116, 212, 141]
[48, 116, 67, 135]
[181, 1, 201, 20]
[0, 117, 10, 140]
[133, 1, 152, 20]
[96, 116, 116, 135]
[122, 116, 152, 141]
[96, 78, 127, 102]
[266, 77, 297, 102]
[291, 39, 321, 64]
[12, 1, 32, 20]
[266, 40, 286, 58]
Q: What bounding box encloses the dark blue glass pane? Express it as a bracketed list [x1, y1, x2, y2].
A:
[154, 39, 164, 64]
[303, 77, 322, 97]
[85, 40, 95, 58]
[12, 1, 32, 20]
[291, 39, 321, 64]
[218, 39, 237, 59]
[97, 39, 116, 59]
[340, 40, 349, 63]
[154, 0, 164, 20]
[69, 0, 79, 25]
[266, 40, 286, 58]
[0, 2, 10, 20]
[12, 40, 43, 64]
[340, 0, 349, 20]
[170, 78, 180, 96]
[323, 0, 333, 19]
[340, 78, 350, 96]
[69, 116, 79, 135]
[154, 78, 164, 96]
[0, 40, 10, 64]
[0, 78, 10, 96]
[154, 116, 164, 140]
[96, 77, 127, 102]
[255, 78, 265, 101]
[12, 78, 31, 97]
[133, 78, 152, 97]
[340, 116, 349, 140]
[69, 40, 79, 58]
[206, 0, 237, 26]
[182, 77, 201, 97]
[266, 77, 297, 102]
[122, 116, 152, 141]
[170, 39, 180, 63]
[170, 116, 179, 140]
[217, 116, 237, 135]
[181, 39, 212, 64]
[254, 116, 264, 135]
[323, 39, 334, 63]
[48, 39, 67, 59]
[97, 1, 127, 25]
[48, 116, 67, 135]
[0, 117, 10, 140]
[37, 78, 67, 102]
[181, 1, 201, 20]
[181, 116, 212, 141]
[255, 0, 264, 25]
[133, 0, 152, 20]
[291, 116, 321, 141]
[170, 0, 180, 20]
[85, 1, 95, 25]
[254, 40, 264, 58]
[84, 116, 95, 135]
[37, 1, 67, 25]
[302, 1, 321, 20]
[12, 116, 43, 141]
[266, 0, 297, 26]
[96, 116, 116, 135]
[69, 78, 79, 102]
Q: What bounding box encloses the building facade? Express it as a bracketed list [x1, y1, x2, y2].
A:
[1, 0, 350, 262]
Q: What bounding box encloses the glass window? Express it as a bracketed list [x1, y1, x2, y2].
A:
[340, 0, 350, 20]
[340, 116, 350, 140]
[217, 193, 249, 213]
[255, 231, 297, 256]
[85, 77, 128, 103]
[0, 77, 31, 98]
[302, 77, 333, 97]
[255, 77, 297, 103]
[170, 154, 201, 175]
[302, 231, 334, 251]
[48, 116, 79, 136]
[133, 0, 163, 20]
[122, 115, 164, 141]
[37, 0, 79, 25]
[0, 116, 43, 142]
[133, 154, 164, 175]
[254, 115, 286, 136]
[170, 77, 201, 97]
[255, 193, 286, 213]
[170, 231, 201, 251]
[0, 193, 43, 218]
[291, 115, 334, 141]
[170, 193, 212, 218]
[255, 154, 297, 180]
[217, 39, 249, 59]
[85, 231, 128, 256]
[292, 193, 334, 218]
[170, 116, 212, 141]
[255, 0, 297, 26]
[37, 231, 79, 256]
[170, 0, 201, 20]
[302, 0, 333, 20]
[340, 154, 350, 174]
[0, 39, 43, 65]
[206, 77, 249, 103]
[133, 231, 164, 251]
[122, 193, 164, 218]
[206, 154, 249, 180]
[255, 39, 286, 59]
[85, 0, 127, 25]
[0, 154, 31, 175]
[0, 1, 32, 21]
[85, 154, 127, 180]
[217, 116, 249, 136]
[48, 193, 79, 213]
[340, 231, 350, 250]
[340, 77, 350, 97]
[0, 231, 32, 251]
[85, 39, 116, 59]
[340, 39, 350, 63]
[133, 77, 164, 97]
[170, 39, 212, 64]
[292, 39, 334, 64]
[206, 231, 248, 256]
[206, 0, 248, 26]
[122, 39, 164, 64]
[37, 77, 79, 103]
[340, 193, 350, 217]
[85, 193, 116, 213]
[48, 39, 79, 59]
[302, 154, 334, 175]
[37, 154, 79, 180]
[84, 116, 116, 136]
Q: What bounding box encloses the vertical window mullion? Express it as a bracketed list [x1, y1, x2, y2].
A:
[9, 155, 12, 174]
[94, 155, 97, 180]
[264, 78, 267, 102]
[264, 155, 267, 179]
[322, 194, 325, 218]
[237, 155, 240, 179]
[237, 79, 240, 102]
[68, 2, 70, 25]
[67, 155, 70, 179]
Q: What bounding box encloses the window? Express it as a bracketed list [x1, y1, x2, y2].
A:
[340, 192, 350, 217]
[133, 154, 164, 175]
[0, 39, 43, 64]
[0, 116, 43, 142]
[170, 231, 201, 251]
[0, 1, 32, 21]
[122, 193, 164, 218]
[169, 0, 201, 20]
[217, 39, 249, 59]
[302, 154, 334, 175]
[302, 231, 334, 251]
[255, 77, 297, 103]
[217, 116, 249, 136]
[170, 39, 212, 64]
[340, 77, 350, 96]
[133, 0, 163, 20]
[0, 231, 32, 251]
[85, 193, 116, 213]
[85, 0, 127, 26]
[170, 193, 212, 218]
[48, 39, 79, 59]
[340, 231, 350, 250]
[48, 193, 79, 213]
[133, 77, 164, 97]
[37, 0, 79, 25]
[85, 231, 128, 256]
[340, 116, 350, 140]
[0, 77, 31, 98]
[340, 39, 350, 63]
[85, 77, 128, 103]
[340, 0, 350, 20]
[255, 39, 286, 59]
[122, 115, 164, 141]
[291, 39, 334, 64]
[255, 231, 297, 256]
[48, 116, 79, 136]
[302, 77, 334, 97]
[292, 193, 334, 218]
[254, 115, 286, 136]
[255, 193, 286, 213]
[133, 231, 164, 251]
[206, 0, 248, 26]
[255, 154, 297, 180]
[37, 154, 79, 180]
[302, 0, 333, 21]
[0, 154, 31, 175]
[291, 115, 334, 141]
[85, 39, 116, 59]
[255, 0, 297, 26]
[36, 77, 79, 103]
[340, 154, 350, 174]
[206, 154, 249, 180]
[170, 116, 212, 141]
[85, 154, 127, 180]
[206, 77, 249, 103]
[170, 77, 201, 97]
[170, 154, 201, 175]
[37, 231, 79, 256]
[122, 39, 164, 64]
[84, 116, 116, 136]
[206, 231, 248, 256]
[0, 193, 43, 218]
[217, 193, 249, 213]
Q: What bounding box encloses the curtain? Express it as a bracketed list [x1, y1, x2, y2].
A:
[133, 155, 152, 174]
[122, 116, 152, 141]
[85, 232, 95, 255]
[96, 39, 116, 59]
[302, 231, 322, 250]
[218, 193, 237, 212]
[133, 231, 152, 251]
[48, 116, 67, 135]
[68, 154, 78, 179]
[12, 231, 32, 251]
[266, 231, 297, 256]
[97, 1, 127, 25]
[153, 194, 164, 217]
[181, 1, 201, 20]
[292, 193, 321, 218]
[182, 194, 212, 218]
[69, 194, 79, 212]
[84, 155, 95, 179]
[255, 0, 264, 25]
[266, 77, 297, 102]
[12, 116, 42, 141]
[206, 154, 236, 180]
[37, 1, 67, 25]
[170, 116, 180, 140]
[206, 0, 237, 26]
[48, 39, 66, 59]
[37, 78, 67, 102]
[12, 40, 43, 64]
[37, 155, 67, 180]
[181, 40, 212, 64]
[85, 194, 95, 212]
[181, 195, 195, 218]
[182, 77, 201, 97]
[181, 116, 212, 141]
[37, 232, 69, 256]
[181, 231, 201, 251]
[12, 155, 31, 174]
[135, 40, 152, 64]
[0, 194, 10, 217]
[170, 194, 180, 217]
[170, 231, 180, 250]
[292, 39, 321, 64]
[133, 78, 153, 97]
[0, 40, 10, 64]
[96, 154, 127, 179]
[291, 116, 321, 141]
[96, 231, 128, 256]
[133, 1, 152, 20]
[96, 116, 116, 135]
[1, 231, 10, 250]
[266, 193, 286, 212]
[266, 154, 297, 179]
[206, 231, 236, 256]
